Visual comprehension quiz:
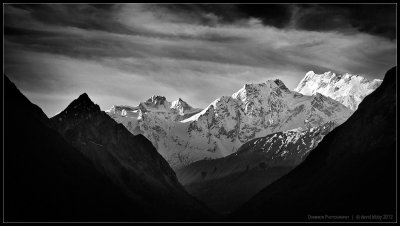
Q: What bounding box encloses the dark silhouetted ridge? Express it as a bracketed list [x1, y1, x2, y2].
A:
[51, 91, 218, 221]
[4, 75, 217, 222]
[63, 92, 100, 113]
[4, 75, 150, 222]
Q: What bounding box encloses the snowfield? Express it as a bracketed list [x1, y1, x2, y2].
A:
[295, 71, 382, 110]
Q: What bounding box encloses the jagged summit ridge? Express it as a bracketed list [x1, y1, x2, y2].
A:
[143, 95, 194, 112]
[295, 71, 382, 110]
[230, 79, 291, 105]
[107, 105, 138, 115]
[106, 95, 199, 118]
[146, 95, 168, 107]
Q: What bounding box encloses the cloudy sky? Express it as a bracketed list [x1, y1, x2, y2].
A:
[4, 4, 397, 117]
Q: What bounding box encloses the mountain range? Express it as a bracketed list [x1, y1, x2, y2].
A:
[295, 71, 382, 110]
[108, 75, 361, 169]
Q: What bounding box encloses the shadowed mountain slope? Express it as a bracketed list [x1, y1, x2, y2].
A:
[4, 76, 144, 221]
[50, 91, 216, 221]
[4, 75, 216, 222]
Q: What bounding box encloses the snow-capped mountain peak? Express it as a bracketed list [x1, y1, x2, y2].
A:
[170, 98, 194, 115]
[144, 95, 169, 108]
[106, 105, 138, 115]
[231, 79, 291, 104]
[295, 71, 382, 110]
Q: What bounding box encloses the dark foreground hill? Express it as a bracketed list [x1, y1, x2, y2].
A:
[231, 67, 397, 222]
[50, 91, 216, 221]
[4, 75, 216, 222]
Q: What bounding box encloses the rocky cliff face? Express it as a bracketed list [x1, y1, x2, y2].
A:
[232, 67, 396, 222]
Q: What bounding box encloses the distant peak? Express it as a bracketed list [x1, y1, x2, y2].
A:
[146, 95, 167, 105]
[304, 71, 335, 79]
[305, 71, 316, 77]
[176, 98, 188, 105]
[58, 93, 100, 117]
[77, 93, 91, 102]
[106, 105, 137, 114]
[73, 93, 96, 106]
[173, 97, 186, 104]
[171, 98, 193, 111]
[151, 95, 166, 100]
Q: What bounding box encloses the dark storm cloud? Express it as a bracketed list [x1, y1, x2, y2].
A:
[4, 3, 396, 116]
[157, 4, 396, 39]
[289, 4, 397, 40]
[245, 4, 396, 40]
[160, 4, 292, 28]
